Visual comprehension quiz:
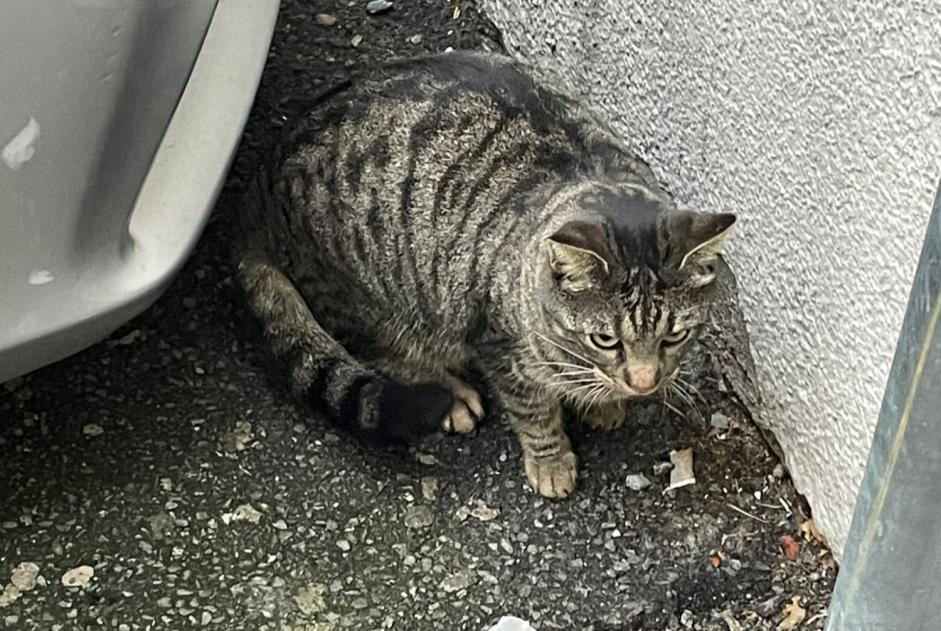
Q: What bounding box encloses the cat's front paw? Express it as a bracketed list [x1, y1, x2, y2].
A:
[524, 450, 577, 499]
[581, 401, 625, 431]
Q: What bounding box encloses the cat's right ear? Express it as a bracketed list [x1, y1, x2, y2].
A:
[545, 221, 610, 292]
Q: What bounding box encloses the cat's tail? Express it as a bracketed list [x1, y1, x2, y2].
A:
[238, 255, 454, 445]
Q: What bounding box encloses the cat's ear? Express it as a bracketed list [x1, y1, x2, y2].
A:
[545, 221, 611, 292]
[661, 212, 736, 286]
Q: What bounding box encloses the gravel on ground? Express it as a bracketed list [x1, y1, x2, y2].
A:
[0, 2, 835, 629]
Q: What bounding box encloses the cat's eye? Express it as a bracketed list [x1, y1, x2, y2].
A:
[588, 333, 621, 350]
[662, 329, 690, 347]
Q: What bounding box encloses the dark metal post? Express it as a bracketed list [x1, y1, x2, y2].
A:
[827, 183, 941, 630]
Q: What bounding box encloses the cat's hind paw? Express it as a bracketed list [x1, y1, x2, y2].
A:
[442, 398, 478, 434]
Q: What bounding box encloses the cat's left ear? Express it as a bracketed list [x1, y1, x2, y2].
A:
[544, 221, 612, 292]
[661, 212, 736, 286]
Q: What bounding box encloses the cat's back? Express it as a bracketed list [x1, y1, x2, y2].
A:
[262, 52, 646, 321]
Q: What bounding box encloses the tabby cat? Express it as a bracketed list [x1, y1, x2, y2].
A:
[239, 52, 735, 498]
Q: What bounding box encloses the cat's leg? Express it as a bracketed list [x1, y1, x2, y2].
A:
[367, 357, 483, 434]
[238, 256, 454, 443]
[580, 400, 626, 431]
[490, 371, 577, 498]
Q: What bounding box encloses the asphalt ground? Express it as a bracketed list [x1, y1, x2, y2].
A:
[0, 2, 835, 629]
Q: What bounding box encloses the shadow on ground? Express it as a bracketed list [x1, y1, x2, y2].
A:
[0, 2, 834, 629]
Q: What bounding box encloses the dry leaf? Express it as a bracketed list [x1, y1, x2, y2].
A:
[800, 519, 828, 545]
[61, 565, 94, 588]
[779, 534, 801, 561]
[10, 562, 39, 592]
[776, 596, 806, 630]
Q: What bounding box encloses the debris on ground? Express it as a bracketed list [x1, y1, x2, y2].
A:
[487, 615, 535, 630]
[626, 473, 652, 491]
[801, 519, 828, 545]
[116, 329, 143, 346]
[777, 596, 807, 630]
[420, 476, 438, 501]
[294, 583, 327, 616]
[315, 13, 337, 25]
[61, 565, 94, 588]
[9, 563, 39, 592]
[350, 34, 363, 48]
[225, 503, 263, 525]
[666, 447, 696, 491]
[0, 584, 22, 608]
[365, 0, 393, 15]
[780, 534, 801, 562]
[440, 569, 476, 593]
[82, 423, 104, 437]
[455, 499, 499, 522]
[469, 499, 499, 522]
[720, 609, 744, 631]
[653, 461, 673, 476]
[417, 452, 439, 466]
[403, 505, 434, 529]
[710, 412, 731, 431]
[223, 420, 255, 452]
[148, 512, 175, 540]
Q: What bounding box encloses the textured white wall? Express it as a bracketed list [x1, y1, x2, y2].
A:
[483, 0, 941, 556]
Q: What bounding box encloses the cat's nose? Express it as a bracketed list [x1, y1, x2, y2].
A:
[624, 359, 660, 394]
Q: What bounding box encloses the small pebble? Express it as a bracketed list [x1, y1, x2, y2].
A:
[710, 411, 731, 431]
[365, 0, 393, 15]
[653, 461, 673, 476]
[336, 539, 351, 552]
[625, 473, 651, 491]
[315, 13, 337, 25]
[403, 505, 434, 529]
[409, 34, 423, 45]
[350, 34, 363, 48]
[82, 424, 104, 437]
[440, 570, 476, 593]
[421, 477, 438, 501]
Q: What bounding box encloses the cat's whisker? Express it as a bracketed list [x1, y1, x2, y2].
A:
[668, 383, 695, 409]
[530, 331, 594, 366]
[533, 361, 591, 371]
[662, 397, 685, 419]
[675, 376, 707, 406]
[669, 381, 704, 420]
[546, 379, 600, 389]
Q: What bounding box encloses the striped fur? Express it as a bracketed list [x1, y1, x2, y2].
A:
[239, 52, 735, 497]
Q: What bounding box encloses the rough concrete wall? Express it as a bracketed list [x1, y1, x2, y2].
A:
[483, 0, 941, 556]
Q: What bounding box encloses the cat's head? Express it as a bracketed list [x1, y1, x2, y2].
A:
[529, 183, 735, 407]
